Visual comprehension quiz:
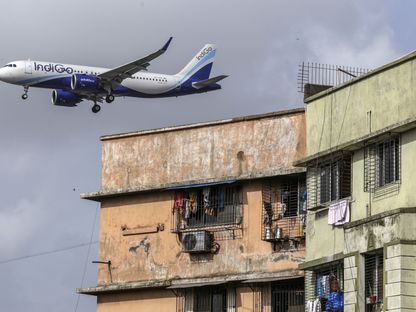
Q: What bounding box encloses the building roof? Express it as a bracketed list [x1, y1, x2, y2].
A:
[304, 49, 416, 103]
[100, 108, 305, 141]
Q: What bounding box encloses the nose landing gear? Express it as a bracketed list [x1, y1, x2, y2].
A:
[21, 86, 29, 100]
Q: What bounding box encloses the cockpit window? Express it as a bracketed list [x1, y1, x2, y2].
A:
[4, 64, 17, 67]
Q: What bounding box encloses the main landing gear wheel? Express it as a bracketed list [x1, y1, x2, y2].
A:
[105, 94, 115, 103]
[92, 104, 101, 113]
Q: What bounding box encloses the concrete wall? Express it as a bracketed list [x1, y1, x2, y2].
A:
[97, 179, 304, 285]
[305, 55, 416, 156]
[100, 111, 305, 192]
[97, 290, 175, 312]
[385, 243, 416, 311]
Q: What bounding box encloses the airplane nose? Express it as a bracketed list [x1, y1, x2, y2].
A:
[0, 68, 10, 82]
[0, 68, 7, 81]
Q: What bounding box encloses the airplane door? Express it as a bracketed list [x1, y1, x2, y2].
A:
[25, 61, 32, 74]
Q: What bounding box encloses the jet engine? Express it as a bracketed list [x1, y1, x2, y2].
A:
[71, 74, 100, 91]
[52, 89, 80, 107]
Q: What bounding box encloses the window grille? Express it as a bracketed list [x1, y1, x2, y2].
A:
[271, 279, 305, 312]
[172, 185, 241, 232]
[261, 176, 306, 242]
[305, 262, 344, 311]
[364, 135, 400, 192]
[365, 251, 384, 311]
[188, 287, 227, 312]
[307, 155, 351, 208]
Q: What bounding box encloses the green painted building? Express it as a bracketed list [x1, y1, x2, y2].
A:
[297, 51, 416, 311]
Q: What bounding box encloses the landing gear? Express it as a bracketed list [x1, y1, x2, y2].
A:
[92, 104, 101, 113]
[22, 86, 29, 100]
[105, 94, 115, 103]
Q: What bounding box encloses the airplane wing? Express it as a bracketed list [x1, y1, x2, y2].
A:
[98, 37, 173, 83]
[192, 75, 228, 89]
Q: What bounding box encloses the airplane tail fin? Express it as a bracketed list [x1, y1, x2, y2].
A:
[176, 44, 216, 82]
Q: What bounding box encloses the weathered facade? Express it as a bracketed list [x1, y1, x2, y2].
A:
[78, 109, 308, 311]
[298, 52, 416, 311]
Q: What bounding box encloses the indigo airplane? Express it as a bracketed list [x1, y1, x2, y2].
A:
[0, 37, 227, 113]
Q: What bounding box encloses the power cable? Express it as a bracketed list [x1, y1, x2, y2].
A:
[0, 241, 98, 265]
[74, 202, 100, 312]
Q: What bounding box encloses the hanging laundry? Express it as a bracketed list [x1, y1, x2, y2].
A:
[203, 187, 210, 208]
[189, 191, 198, 214]
[173, 191, 184, 209]
[173, 191, 184, 217]
[328, 199, 349, 225]
[184, 195, 191, 219]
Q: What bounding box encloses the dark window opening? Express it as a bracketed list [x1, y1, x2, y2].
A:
[272, 279, 304, 312]
[319, 155, 351, 204]
[377, 136, 400, 187]
[365, 251, 384, 311]
[195, 287, 226, 312]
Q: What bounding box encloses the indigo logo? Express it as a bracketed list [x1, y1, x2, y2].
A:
[34, 62, 74, 74]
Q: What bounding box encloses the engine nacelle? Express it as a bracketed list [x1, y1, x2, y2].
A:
[71, 74, 99, 91]
[52, 89, 80, 107]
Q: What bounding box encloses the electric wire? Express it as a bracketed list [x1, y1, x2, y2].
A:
[0, 241, 98, 265]
[74, 202, 100, 312]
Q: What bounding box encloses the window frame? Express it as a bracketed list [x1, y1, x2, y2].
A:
[318, 155, 352, 205]
[376, 136, 400, 188]
[172, 184, 242, 232]
[364, 250, 384, 311]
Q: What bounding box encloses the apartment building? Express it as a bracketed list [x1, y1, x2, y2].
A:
[297, 52, 416, 311]
[77, 109, 307, 312]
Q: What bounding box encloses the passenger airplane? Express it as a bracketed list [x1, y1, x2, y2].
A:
[0, 37, 227, 113]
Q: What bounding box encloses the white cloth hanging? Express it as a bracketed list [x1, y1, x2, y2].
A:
[328, 199, 349, 225]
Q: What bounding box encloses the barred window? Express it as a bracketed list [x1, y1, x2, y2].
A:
[261, 176, 306, 241]
[306, 262, 344, 312]
[377, 136, 400, 187]
[319, 156, 351, 204]
[172, 185, 241, 231]
[365, 251, 384, 311]
[194, 287, 227, 312]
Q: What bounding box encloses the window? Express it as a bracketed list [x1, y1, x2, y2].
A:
[319, 155, 351, 204]
[310, 262, 344, 311]
[272, 279, 304, 312]
[195, 287, 226, 312]
[172, 185, 241, 231]
[365, 251, 383, 311]
[261, 176, 306, 241]
[377, 136, 400, 187]
[184, 287, 231, 312]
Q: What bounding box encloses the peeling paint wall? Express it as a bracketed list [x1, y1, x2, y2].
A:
[100, 111, 305, 192]
[98, 180, 305, 285]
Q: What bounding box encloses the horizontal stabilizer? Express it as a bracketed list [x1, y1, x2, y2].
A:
[192, 75, 228, 89]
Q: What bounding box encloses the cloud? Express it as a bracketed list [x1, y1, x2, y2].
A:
[0, 197, 46, 255]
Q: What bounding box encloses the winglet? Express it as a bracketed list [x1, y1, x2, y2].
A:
[162, 37, 173, 52]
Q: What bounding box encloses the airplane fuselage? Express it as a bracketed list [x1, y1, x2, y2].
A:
[0, 60, 218, 98]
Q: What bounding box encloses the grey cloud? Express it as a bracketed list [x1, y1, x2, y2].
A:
[0, 1, 410, 311]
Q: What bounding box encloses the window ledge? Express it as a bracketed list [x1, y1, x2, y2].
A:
[172, 223, 242, 233]
[308, 197, 352, 212]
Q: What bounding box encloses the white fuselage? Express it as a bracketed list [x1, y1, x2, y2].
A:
[0, 60, 181, 95]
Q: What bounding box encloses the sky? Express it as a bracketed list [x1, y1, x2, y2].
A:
[0, 1, 414, 311]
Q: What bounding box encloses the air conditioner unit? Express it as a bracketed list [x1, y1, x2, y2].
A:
[181, 231, 211, 253]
